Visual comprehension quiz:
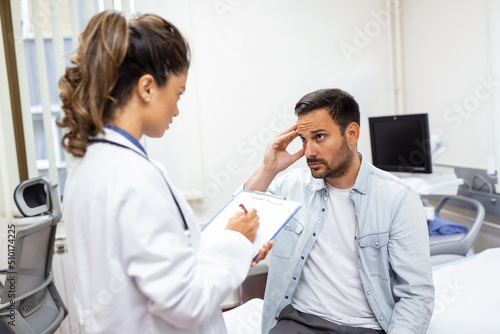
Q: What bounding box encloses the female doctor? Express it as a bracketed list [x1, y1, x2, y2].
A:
[58, 10, 270, 333]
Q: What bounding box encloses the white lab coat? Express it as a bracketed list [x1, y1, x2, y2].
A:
[64, 128, 255, 333]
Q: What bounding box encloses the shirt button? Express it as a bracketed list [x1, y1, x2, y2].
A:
[275, 317, 278, 320]
[375, 241, 379, 246]
[301, 256, 305, 260]
[293, 276, 297, 280]
[379, 316, 384, 321]
[367, 291, 371, 295]
[322, 208, 325, 212]
[285, 296, 289, 299]
[313, 233, 316, 236]
[286, 223, 290, 227]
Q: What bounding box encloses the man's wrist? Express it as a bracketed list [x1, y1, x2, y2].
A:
[259, 164, 279, 179]
[244, 165, 277, 191]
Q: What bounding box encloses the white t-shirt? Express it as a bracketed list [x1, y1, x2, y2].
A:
[292, 183, 381, 329]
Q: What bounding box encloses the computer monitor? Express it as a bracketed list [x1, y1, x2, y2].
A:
[368, 113, 433, 174]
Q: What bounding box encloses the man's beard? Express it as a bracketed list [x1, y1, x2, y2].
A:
[307, 136, 354, 179]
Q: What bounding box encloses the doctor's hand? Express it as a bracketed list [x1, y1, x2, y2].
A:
[262, 124, 304, 175]
[225, 208, 260, 243]
[251, 241, 273, 267]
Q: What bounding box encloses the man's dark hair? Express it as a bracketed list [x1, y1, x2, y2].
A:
[294, 88, 360, 135]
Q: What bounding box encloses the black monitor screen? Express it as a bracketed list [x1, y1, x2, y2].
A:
[368, 113, 432, 174]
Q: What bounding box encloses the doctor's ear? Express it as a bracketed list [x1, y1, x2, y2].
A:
[137, 74, 156, 102]
[345, 122, 360, 146]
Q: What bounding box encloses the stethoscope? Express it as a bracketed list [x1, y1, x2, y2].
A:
[88, 139, 191, 241]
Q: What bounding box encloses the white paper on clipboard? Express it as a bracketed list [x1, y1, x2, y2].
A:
[202, 189, 302, 258]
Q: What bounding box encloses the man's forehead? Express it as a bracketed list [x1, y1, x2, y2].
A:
[296, 118, 322, 132]
[296, 109, 337, 134]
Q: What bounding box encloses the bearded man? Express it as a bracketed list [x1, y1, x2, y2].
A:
[244, 88, 435, 334]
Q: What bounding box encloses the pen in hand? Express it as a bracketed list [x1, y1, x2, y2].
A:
[239, 203, 248, 214]
[226, 204, 258, 243]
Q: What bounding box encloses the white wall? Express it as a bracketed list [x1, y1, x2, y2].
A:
[137, 0, 394, 221]
[402, 0, 500, 172]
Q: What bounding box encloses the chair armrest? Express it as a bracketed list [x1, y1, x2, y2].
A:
[435, 195, 485, 254]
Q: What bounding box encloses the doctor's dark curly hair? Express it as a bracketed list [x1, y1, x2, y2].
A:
[57, 10, 190, 157]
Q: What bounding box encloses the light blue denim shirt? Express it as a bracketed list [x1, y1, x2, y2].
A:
[262, 156, 434, 334]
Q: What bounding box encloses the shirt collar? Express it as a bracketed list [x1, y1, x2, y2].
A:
[104, 124, 147, 156]
[313, 178, 327, 191]
[352, 153, 369, 195]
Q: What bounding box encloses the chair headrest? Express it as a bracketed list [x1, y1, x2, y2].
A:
[14, 176, 52, 217]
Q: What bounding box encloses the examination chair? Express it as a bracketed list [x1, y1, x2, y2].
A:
[429, 195, 485, 266]
[0, 176, 67, 333]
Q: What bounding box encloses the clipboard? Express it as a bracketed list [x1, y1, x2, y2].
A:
[202, 189, 302, 259]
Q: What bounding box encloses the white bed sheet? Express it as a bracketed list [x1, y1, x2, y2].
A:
[224, 247, 500, 334]
[427, 247, 500, 333]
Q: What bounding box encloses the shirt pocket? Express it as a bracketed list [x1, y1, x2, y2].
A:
[272, 217, 304, 259]
[358, 232, 390, 281]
